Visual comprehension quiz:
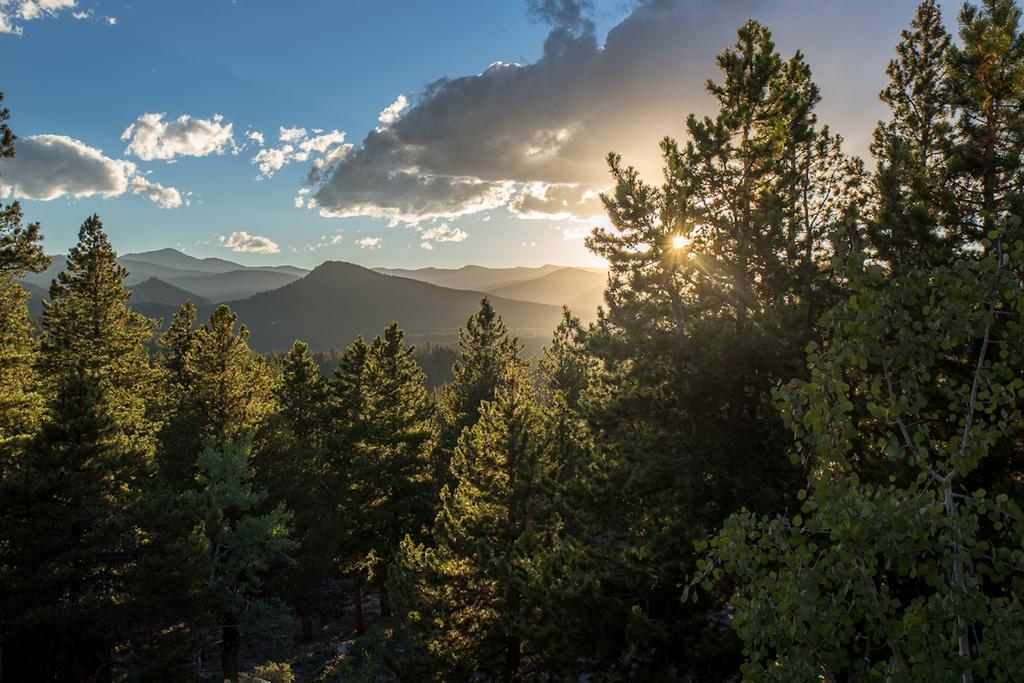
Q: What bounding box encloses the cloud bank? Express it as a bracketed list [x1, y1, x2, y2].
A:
[0, 134, 183, 208]
[311, 0, 908, 226]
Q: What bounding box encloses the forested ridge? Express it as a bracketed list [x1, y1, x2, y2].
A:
[2, 1, 1024, 680]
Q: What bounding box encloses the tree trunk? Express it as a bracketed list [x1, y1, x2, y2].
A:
[221, 623, 240, 681]
[354, 585, 366, 634]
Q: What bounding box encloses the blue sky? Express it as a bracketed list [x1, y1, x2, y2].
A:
[1, 0, 956, 268]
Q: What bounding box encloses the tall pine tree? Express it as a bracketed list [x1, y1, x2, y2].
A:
[257, 339, 333, 641]
[433, 299, 524, 486]
[0, 201, 48, 465]
[158, 304, 273, 486]
[398, 368, 559, 680]
[1, 376, 141, 681]
[869, 0, 956, 265]
[40, 214, 160, 458]
[947, 0, 1024, 244]
[576, 19, 863, 678]
[346, 323, 435, 617]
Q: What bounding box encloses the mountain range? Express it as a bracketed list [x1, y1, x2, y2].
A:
[19, 249, 607, 353]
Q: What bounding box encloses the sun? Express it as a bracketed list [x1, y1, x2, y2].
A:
[672, 234, 690, 250]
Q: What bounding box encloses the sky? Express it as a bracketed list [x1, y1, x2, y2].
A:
[1, 0, 962, 269]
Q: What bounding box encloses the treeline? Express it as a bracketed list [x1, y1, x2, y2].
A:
[304, 343, 458, 390]
[2, 1, 1024, 680]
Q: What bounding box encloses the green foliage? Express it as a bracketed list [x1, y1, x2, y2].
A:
[40, 214, 160, 460]
[176, 440, 298, 678]
[159, 303, 274, 485]
[702, 6, 1024, 679]
[0, 375, 142, 680]
[0, 200, 47, 278]
[433, 299, 525, 485]
[398, 368, 559, 680]
[345, 324, 435, 612]
[0, 201, 48, 462]
[242, 661, 296, 683]
[869, 0, 957, 266]
[3, 5, 1024, 681]
[706, 233, 1024, 679]
[161, 298, 197, 386]
[947, 0, 1024, 241]
[257, 340, 335, 629]
[574, 18, 860, 678]
[184, 441, 295, 615]
[0, 91, 14, 159]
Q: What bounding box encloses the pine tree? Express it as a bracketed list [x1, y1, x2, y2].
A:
[347, 323, 435, 617]
[327, 335, 371, 453]
[706, 197, 1024, 682]
[160, 299, 197, 387]
[320, 335, 373, 632]
[0, 94, 51, 467]
[40, 214, 160, 458]
[0, 92, 14, 160]
[539, 307, 597, 411]
[257, 339, 333, 641]
[537, 308, 599, 496]
[275, 340, 328, 457]
[433, 299, 524, 485]
[398, 369, 559, 680]
[702, 6, 1024, 678]
[159, 304, 273, 485]
[869, 0, 956, 265]
[0, 200, 47, 277]
[947, 0, 1024, 244]
[576, 19, 863, 678]
[175, 441, 296, 680]
[0, 376, 141, 681]
[0, 202, 48, 465]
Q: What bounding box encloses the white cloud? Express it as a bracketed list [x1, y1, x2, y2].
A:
[356, 236, 382, 249]
[122, 113, 235, 161]
[131, 175, 183, 209]
[421, 223, 468, 242]
[1, 0, 75, 34]
[378, 95, 409, 127]
[419, 241, 434, 250]
[246, 130, 265, 147]
[221, 231, 280, 254]
[253, 145, 293, 179]
[509, 181, 606, 221]
[293, 187, 314, 208]
[104, 14, 114, 24]
[71, 9, 89, 19]
[0, 134, 132, 200]
[251, 126, 351, 181]
[299, 129, 345, 154]
[0, 133, 185, 209]
[278, 126, 307, 143]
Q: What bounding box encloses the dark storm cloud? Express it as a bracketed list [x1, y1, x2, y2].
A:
[313, 0, 924, 225]
[526, 0, 595, 33]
